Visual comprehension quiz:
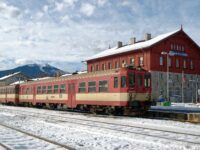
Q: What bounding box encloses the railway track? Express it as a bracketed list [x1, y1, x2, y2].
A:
[0, 143, 12, 150]
[0, 123, 74, 150]
[1, 106, 200, 148]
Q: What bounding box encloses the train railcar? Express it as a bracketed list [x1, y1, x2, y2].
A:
[0, 85, 19, 104]
[18, 67, 151, 114]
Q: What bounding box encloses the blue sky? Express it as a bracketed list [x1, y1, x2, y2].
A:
[0, 0, 200, 72]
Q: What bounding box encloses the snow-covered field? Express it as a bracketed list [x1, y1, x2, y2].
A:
[1, 105, 200, 150]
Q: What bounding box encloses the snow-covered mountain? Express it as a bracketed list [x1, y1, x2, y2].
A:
[0, 64, 68, 78]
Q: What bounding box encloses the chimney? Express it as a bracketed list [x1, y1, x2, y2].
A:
[144, 33, 151, 41]
[117, 41, 123, 48]
[129, 37, 136, 44]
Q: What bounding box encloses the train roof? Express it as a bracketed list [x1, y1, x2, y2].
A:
[20, 68, 124, 85]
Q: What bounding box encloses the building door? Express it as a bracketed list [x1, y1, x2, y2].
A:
[68, 81, 76, 108]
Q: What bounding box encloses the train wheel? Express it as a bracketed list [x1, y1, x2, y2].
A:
[114, 107, 124, 116]
[89, 106, 96, 114]
[104, 107, 114, 115]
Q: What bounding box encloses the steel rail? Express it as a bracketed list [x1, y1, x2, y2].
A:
[0, 123, 75, 150]
[0, 143, 12, 150]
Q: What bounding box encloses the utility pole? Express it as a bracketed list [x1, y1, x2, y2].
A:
[182, 71, 184, 103]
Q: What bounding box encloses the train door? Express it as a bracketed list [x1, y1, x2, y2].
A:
[68, 81, 76, 108]
[33, 85, 36, 105]
[15, 85, 19, 104]
[5, 88, 7, 103]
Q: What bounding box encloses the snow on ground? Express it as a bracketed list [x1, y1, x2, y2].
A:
[171, 103, 200, 108]
[0, 125, 65, 150]
[0, 105, 200, 150]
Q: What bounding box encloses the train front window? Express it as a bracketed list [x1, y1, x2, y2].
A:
[114, 77, 118, 88]
[137, 74, 143, 86]
[144, 73, 151, 88]
[121, 76, 126, 88]
[129, 73, 135, 88]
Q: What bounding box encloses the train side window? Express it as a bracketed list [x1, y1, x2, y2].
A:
[99, 80, 108, 92]
[79, 82, 86, 93]
[88, 81, 96, 92]
[121, 76, 126, 88]
[137, 74, 143, 86]
[60, 84, 66, 93]
[47, 85, 52, 94]
[37, 86, 41, 94]
[54, 85, 59, 93]
[114, 77, 118, 88]
[42, 86, 46, 94]
[26, 88, 29, 94]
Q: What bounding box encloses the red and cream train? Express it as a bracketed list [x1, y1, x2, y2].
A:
[0, 67, 151, 114]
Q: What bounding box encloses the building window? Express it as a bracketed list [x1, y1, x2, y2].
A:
[170, 44, 173, 50]
[88, 81, 96, 92]
[176, 59, 179, 68]
[179, 45, 182, 51]
[96, 64, 99, 71]
[190, 60, 193, 69]
[102, 64, 106, 70]
[90, 65, 95, 72]
[139, 57, 144, 66]
[176, 75, 179, 81]
[115, 61, 119, 68]
[173, 44, 176, 50]
[108, 62, 112, 69]
[121, 60, 126, 67]
[114, 77, 118, 88]
[182, 46, 185, 51]
[160, 73, 163, 79]
[160, 56, 163, 66]
[169, 57, 172, 67]
[130, 58, 135, 66]
[183, 60, 187, 69]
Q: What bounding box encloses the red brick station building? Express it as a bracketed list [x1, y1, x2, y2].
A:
[85, 27, 200, 103]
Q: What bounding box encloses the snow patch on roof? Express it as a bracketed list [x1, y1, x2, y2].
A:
[10, 80, 25, 85]
[31, 77, 52, 81]
[61, 73, 72, 77]
[86, 29, 180, 61]
[0, 72, 21, 81]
